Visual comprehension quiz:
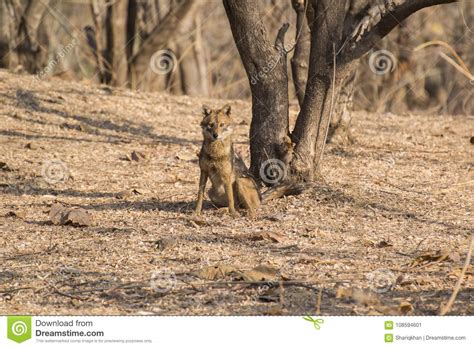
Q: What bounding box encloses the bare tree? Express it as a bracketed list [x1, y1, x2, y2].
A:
[3, 0, 50, 73]
[130, 0, 198, 91]
[224, 0, 458, 183]
[177, 11, 209, 96]
[104, 0, 129, 86]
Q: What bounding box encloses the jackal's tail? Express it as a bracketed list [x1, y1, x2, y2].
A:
[261, 182, 307, 203]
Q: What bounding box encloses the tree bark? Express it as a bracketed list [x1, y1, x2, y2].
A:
[105, 0, 129, 86]
[130, 0, 197, 91]
[7, 0, 50, 73]
[223, 0, 292, 183]
[290, 0, 311, 108]
[177, 9, 208, 96]
[290, 0, 350, 180]
[89, 0, 107, 83]
[327, 66, 357, 144]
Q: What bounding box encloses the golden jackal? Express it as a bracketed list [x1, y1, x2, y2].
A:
[194, 104, 303, 217]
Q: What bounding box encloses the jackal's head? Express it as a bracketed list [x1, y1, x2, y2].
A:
[200, 104, 233, 142]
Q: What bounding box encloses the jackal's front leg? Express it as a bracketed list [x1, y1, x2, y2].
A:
[194, 171, 208, 215]
[224, 179, 238, 217]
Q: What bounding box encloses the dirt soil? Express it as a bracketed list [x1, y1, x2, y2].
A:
[0, 70, 472, 316]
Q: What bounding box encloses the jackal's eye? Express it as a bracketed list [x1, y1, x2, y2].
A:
[219, 123, 224, 127]
[207, 123, 213, 129]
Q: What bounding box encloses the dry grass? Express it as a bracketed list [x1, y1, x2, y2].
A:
[0, 70, 472, 315]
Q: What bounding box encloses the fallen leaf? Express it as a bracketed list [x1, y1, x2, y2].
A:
[410, 249, 450, 267]
[0, 162, 13, 172]
[195, 265, 239, 281]
[49, 204, 92, 227]
[131, 151, 146, 161]
[376, 240, 393, 248]
[153, 238, 178, 251]
[195, 264, 280, 283]
[399, 300, 414, 314]
[241, 265, 279, 282]
[120, 151, 146, 162]
[187, 216, 208, 227]
[362, 239, 375, 247]
[5, 211, 26, 219]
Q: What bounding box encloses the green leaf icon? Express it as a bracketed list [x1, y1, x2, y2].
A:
[7, 316, 32, 343]
[303, 316, 324, 330]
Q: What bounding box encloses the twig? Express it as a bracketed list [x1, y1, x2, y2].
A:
[53, 288, 88, 301]
[0, 287, 32, 295]
[414, 40, 472, 76]
[316, 287, 322, 315]
[439, 236, 473, 315]
[274, 23, 290, 52]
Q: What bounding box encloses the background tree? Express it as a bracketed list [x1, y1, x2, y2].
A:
[2, 0, 50, 73]
[223, 0, 459, 183]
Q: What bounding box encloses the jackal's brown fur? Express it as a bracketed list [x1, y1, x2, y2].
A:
[194, 104, 304, 217]
[194, 104, 259, 217]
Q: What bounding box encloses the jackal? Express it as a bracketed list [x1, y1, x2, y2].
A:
[194, 104, 303, 217]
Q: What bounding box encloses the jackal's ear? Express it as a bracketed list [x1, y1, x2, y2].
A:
[202, 105, 212, 117]
[221, 104, 231, 116]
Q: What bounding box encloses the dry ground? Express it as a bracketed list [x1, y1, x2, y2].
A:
[0, 70, 472, 315]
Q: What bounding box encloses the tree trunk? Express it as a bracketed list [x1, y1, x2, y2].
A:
[105, 0, 129, 86]
[130, 0, 198, 91]
[0, 3, 11, 68]
[6, 0, 50, 73]
[89, 0, 107, 83]
[327, 65, 357, 144]
[223, 0, 292, 184]
[177, 9, 208, 96]
[290, 0, 310, 108]
[290, 0, 350, 181]
[126, 0, 138, 69]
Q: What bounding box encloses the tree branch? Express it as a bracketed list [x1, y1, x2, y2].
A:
[275, 23, 290, 52]
[344, 0, 458, 62]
